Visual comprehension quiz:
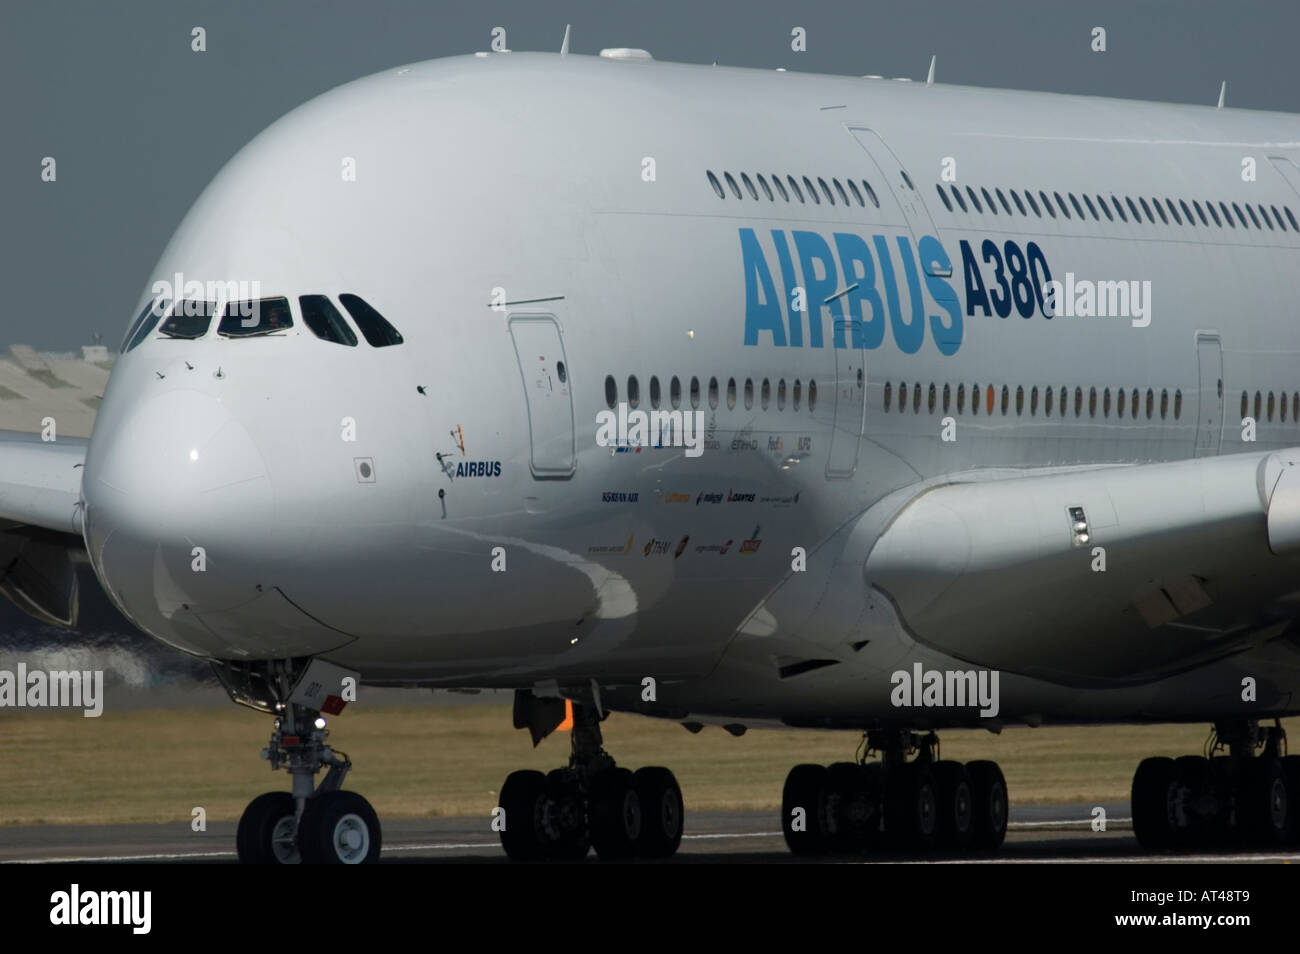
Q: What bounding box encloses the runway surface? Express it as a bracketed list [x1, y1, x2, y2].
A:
[3, 802, 1298, 863]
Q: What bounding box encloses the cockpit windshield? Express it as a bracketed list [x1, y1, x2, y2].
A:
[123, 298, 170, 352]
[299, 295, 357, 346]
[159, 301, 216, 339]
[219, 297, 293, 337]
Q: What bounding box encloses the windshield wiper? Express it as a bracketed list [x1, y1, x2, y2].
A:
[218, 328, 286, 338]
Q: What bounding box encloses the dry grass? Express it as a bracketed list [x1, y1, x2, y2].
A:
[1, 705, 1294, 825]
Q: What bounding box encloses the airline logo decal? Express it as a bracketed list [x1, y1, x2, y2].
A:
[740, 229, 1056, 355]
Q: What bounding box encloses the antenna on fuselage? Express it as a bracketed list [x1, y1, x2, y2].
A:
[1216, 80, 1226, 109]
[926, 55, 936, 86]
[560, 23, 571, 56]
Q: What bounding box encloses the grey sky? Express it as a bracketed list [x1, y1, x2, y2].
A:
[3, 0, 1297, 351]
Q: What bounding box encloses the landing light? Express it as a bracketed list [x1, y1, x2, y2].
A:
[314, 717, 327, 729]
[189, 449, 198, 462]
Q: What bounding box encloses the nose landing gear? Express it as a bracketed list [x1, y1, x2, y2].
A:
[218, 658, 382, 864]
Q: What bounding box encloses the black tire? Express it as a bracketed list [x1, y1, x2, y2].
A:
[589, 767, 641, 861]
[859, 762, 886, 849]
[634, 766, 683, 859]
[236, 792, 299, 864]
[827, 762, 878, 853]
[1173, 755, 1219, 848]
[967, 760, 1009, 851]
[499, 769, 549, 861]
[1283, 756, 1300, 846]
[1240, 756, 1290, 846]
[299, 790, 381, 864]
[782, 764, 830, 855]
[932, 760, 974, 850]
[544, 769, 591, 861]
[1132, 756, 1177, 849]
[883, 762, 938, 850]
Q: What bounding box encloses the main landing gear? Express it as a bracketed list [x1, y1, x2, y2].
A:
[220, 659, 382, 864]
[1132, 718, 1300, 850]
[781, 730, 1009, 856]
[498, 700, 684, 861]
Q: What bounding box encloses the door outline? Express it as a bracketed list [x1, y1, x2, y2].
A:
[1194, 332, 1223, 458]
[826, 316, 865, 478]
[845, 126, 947, 276]
[508, 314, 576, 478]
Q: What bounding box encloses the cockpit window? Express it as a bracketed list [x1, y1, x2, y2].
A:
[299, 295, 358, 346]
[159, 300, 216, 339]
[339, 294, 403, 347]
[219, 297, 293, 337]
[123, 298, 170, 352]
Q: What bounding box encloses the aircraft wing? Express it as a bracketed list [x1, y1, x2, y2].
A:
[0, 430, 88, 627]
[864, 448, 1300, 686]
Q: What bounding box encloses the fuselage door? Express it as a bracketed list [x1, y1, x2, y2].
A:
[509, 314, 576, 478]
[826, 316, 865, 478]
[1194, 332, 1223, 457]
[846, 126, 945, 274]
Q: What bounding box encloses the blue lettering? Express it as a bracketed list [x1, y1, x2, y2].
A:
[919, 236, 962, 357]
[793, 231, 841, 349]
[893, 236, 926, 355]
[771, 230, 803, 346]
[831, 233, 884, 349]
[960, 240, 991, 317]
[871, 235, 905, 349]
[740, 229, 785, 346]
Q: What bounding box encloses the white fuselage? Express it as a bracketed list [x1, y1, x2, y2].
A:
[80, 53, 1300, 729]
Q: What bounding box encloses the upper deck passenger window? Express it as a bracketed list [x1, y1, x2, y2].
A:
[300, 295, 357, 346]
[771, 175, 789, 201]
[339, 294, 404, 347]
[123, 298, 170, 352]
[160, 300, 216, 339]
[219, 297, 293, 337]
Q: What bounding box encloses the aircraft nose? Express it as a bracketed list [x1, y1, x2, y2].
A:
[85, 389, 274, 618]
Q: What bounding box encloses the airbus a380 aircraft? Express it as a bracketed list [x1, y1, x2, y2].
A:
[6, 43, 1300, 863]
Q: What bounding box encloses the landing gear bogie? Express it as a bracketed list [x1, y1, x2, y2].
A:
[779, 731, 1008, 857]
